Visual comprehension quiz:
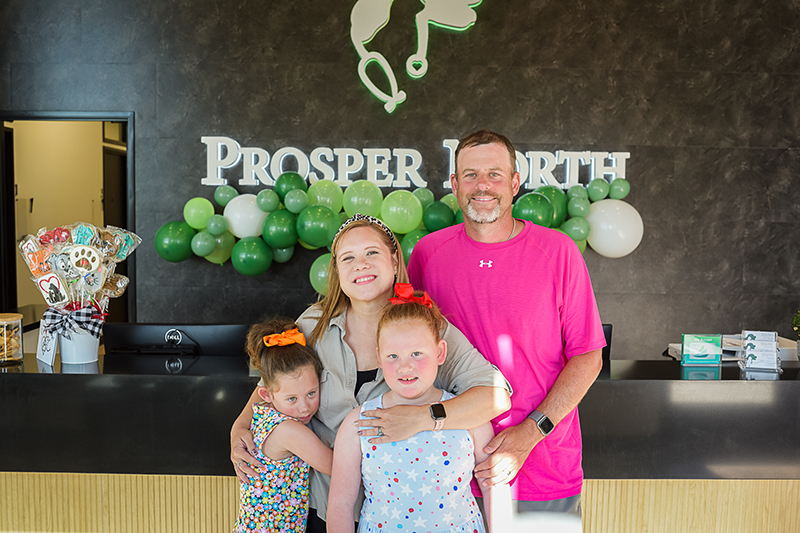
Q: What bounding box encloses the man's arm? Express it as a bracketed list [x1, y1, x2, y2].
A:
[474, 349, 602, 486]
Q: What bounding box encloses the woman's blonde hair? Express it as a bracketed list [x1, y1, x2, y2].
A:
[246, 316, 323, 390]
[308, 217, 409, 346]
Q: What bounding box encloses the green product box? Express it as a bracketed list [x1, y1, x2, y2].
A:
[681, 334, 722, 366]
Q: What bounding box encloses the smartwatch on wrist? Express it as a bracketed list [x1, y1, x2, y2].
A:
[430, 403, 446, 432]
[528, 410, 555, 436]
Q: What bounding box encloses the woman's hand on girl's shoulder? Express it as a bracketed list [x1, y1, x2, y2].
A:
[268, 419, 333, 476]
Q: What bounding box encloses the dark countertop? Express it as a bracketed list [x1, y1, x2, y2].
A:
[1, 355, 798, 479]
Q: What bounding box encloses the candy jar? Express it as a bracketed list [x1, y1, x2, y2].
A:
[0, 313, 23, 364]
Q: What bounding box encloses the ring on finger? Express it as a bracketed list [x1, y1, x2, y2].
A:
[377, 427, 384, 437]
[236, 461, 242, 469]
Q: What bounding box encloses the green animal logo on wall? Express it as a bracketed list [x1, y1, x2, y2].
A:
[350, 0, 482, 113]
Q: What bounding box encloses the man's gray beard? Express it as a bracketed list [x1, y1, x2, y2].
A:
[466, 202, 501, 224]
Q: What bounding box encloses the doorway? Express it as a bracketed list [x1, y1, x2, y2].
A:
[0, 112, 136, 323]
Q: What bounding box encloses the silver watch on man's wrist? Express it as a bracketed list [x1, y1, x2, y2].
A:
[528, 410, 555, 436]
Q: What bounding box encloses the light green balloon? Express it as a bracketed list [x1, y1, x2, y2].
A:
[343, 180, 383, 217]
[256, 189, 280, 212]
[587, 179, 610, 202]
[309, 253, 332, 295]
[412, 188, 435, 210]
[183, 197, 215, 230]
[440, 193, 459, 214]
[191, 230, 216, 257]
[284, 189, 310, 214]
[308, 180, 344, 214]
[204, 231, 236, 265]
[566, 185, 589, 201]
[609, 178, 631, 200]
[567, 197, 591, 218]
[381, 190, 423, 234]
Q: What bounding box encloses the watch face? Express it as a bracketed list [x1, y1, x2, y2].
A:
[538, 416, 555, 435]
[430, 403, 446, 420]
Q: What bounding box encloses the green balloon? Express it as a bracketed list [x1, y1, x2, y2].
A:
[214, 185, 239, 207]
[340, 211, 350, 225]
[183, 197, 215, 230]
[587, 179, 610, 202]
[455, 209, 464, 224]
[274, 172, 307, 201]
[440, 193, 459, 214]
[412, 188, 435, 210]
[400, 229, 430, 265]
[296, 205, 339, 248]
[566, 185, 589, 201]
[422, 201, 455, 232]
[232, 237, 273, 276]
[262, 209, 298, 249]
[512, 193, 553, 227]
[272, 245, 295, 263]
[154, 221, 195, 262]
[575, 239, 587, 253]
[343, 180, 383, 218]
[191, 230, 216, 257]
[609, 178, 631, 200]
[206, 214, 229, 236]
[298, 238, 320, 250]
[284, 189, 310, 214]
[561, 216, 591, 241]
[308, 180, 344, 213]
[381, 190, 423, 234]
[204, 230, 236, 265]
[256, 189, 280, 212]
[567, 197, 591, 218]
[536, 186, 567, 228]
[309, 253, 332, 295]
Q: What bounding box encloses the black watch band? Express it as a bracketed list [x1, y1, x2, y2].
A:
[528, 409, 555, 436]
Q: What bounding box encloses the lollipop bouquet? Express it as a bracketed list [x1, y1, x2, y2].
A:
[18, 222, 140, 363]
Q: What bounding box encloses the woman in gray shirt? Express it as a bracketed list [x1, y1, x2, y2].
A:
[230, 214, 510, 532]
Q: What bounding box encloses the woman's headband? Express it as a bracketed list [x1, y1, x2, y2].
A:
[333, 214, 398, 255]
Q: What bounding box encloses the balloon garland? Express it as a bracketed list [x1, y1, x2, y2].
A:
[155, 173, 643, 293]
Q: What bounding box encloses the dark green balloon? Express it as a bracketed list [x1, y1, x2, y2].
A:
[272, 245, 295, 263]
[422, 201, 455, 232]
[232, 237, 273, 276]
[536, 186, 567, 228]
[214, 185, 239, 207]
[455, 209, 463, 224]
[400, 229, 430, 265]
[512, 193, 553, 228]
[191, 230, 216, 257]
[296, 205, 339, 248]
[154, 221, 195, 262]
[262, 209, 298, 249]
[274, 172, 307, 202]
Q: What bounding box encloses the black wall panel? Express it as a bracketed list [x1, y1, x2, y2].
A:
[2, 1, 799, 358]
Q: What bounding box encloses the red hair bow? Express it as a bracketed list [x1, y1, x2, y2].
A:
[388, 283, 433, 309]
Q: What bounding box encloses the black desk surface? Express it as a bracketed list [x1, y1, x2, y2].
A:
[2, 356, 798, 479]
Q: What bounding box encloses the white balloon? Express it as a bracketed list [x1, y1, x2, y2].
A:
[585, 199, 644, 258]
[223, 194, 268, 238]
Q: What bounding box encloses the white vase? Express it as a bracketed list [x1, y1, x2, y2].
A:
[58, 328, 100, 364]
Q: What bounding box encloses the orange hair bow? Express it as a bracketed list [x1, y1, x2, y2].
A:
[388, 283, 433, 309]
[263, 328, 306, 347]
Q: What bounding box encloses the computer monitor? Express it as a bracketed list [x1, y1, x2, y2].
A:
[102, 323, 250, 376]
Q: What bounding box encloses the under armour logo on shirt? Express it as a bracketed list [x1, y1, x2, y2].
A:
[479, 260, 493, 268]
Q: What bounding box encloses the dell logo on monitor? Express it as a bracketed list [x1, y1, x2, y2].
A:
[165, 328, 183, 345]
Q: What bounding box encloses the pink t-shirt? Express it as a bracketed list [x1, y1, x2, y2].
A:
[408, 220, 605, 502]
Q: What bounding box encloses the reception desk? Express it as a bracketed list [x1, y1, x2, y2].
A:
[1, 355, 798, 532]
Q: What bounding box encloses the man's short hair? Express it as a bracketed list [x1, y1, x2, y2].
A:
[454, 129, 516, 176]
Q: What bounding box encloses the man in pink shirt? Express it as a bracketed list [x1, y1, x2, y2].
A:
[408, 129, 605, 521]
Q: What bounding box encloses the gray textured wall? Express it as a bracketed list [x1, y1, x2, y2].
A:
[2, 1, 799, 359]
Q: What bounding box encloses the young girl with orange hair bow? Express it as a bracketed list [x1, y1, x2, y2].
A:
[233, 317, 333, 533]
